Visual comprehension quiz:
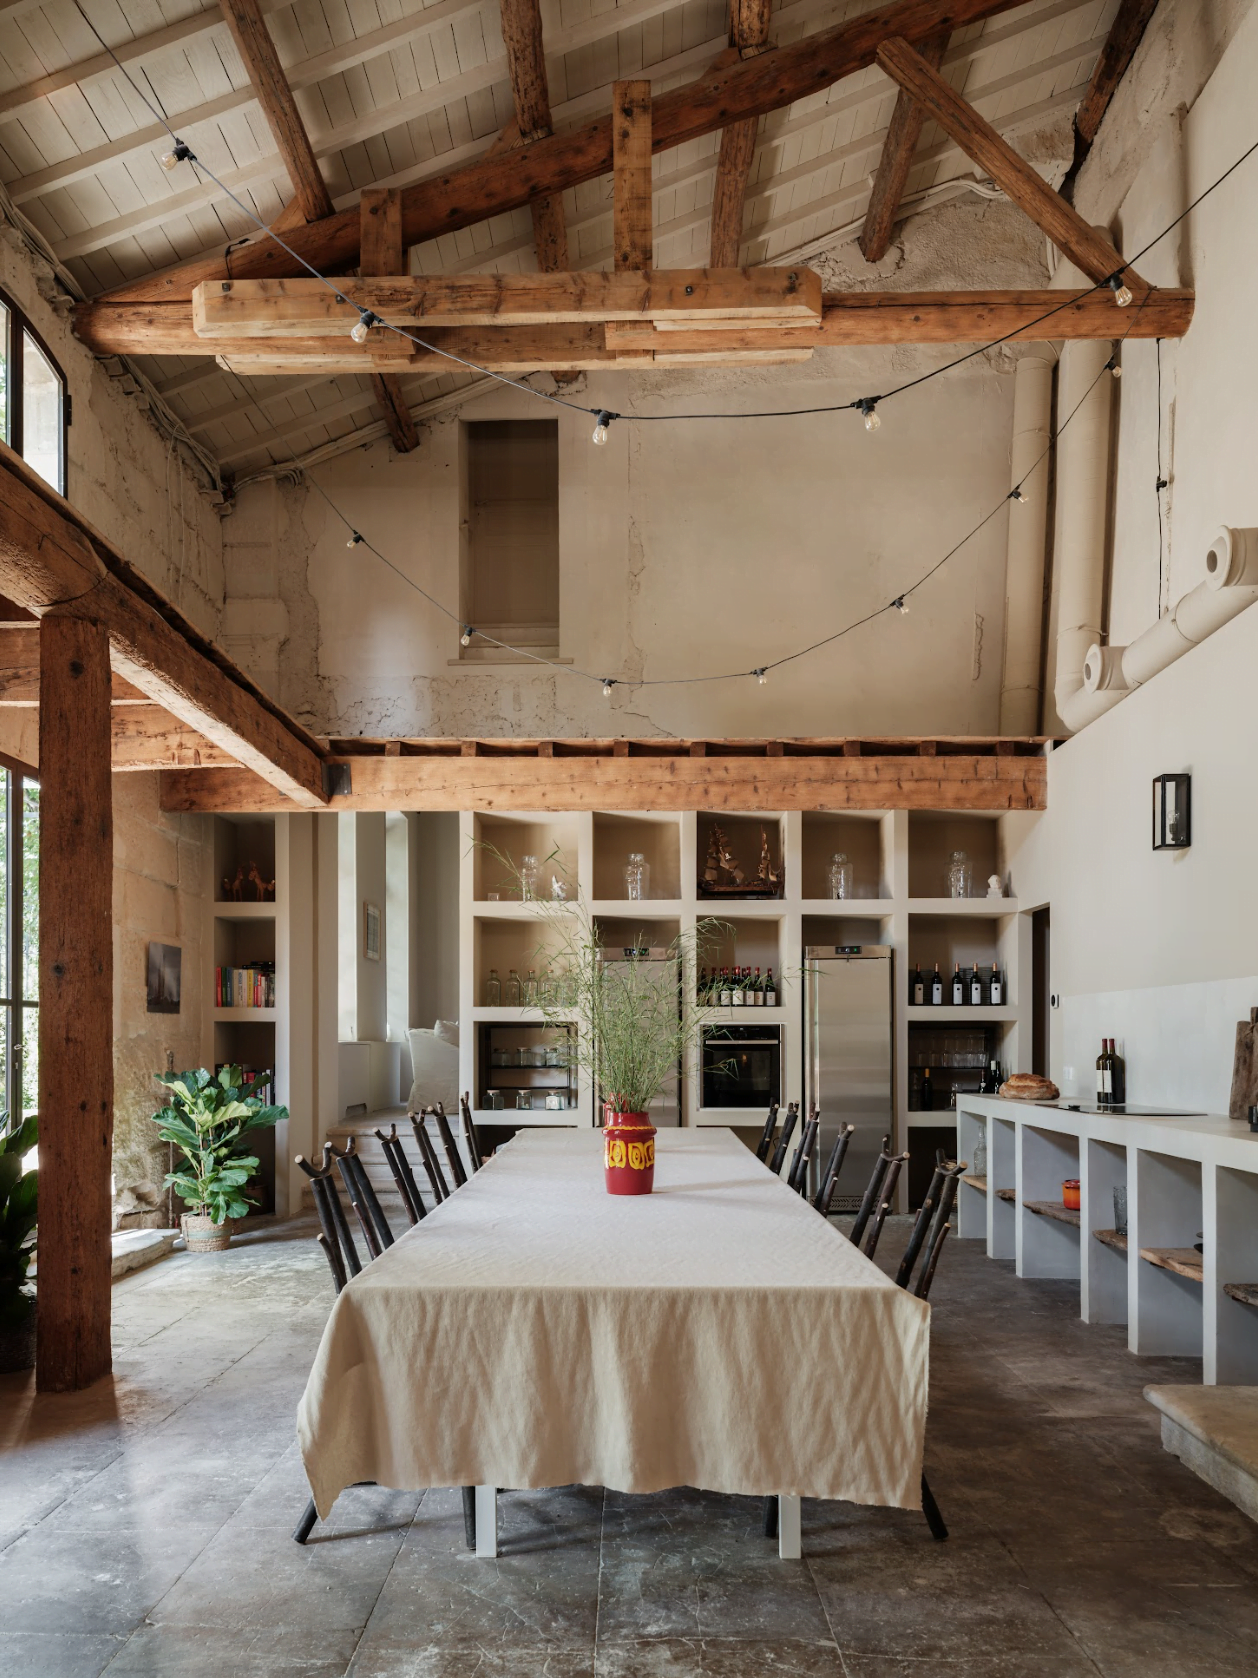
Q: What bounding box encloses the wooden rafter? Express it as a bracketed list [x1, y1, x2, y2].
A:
[95, 0, 1030, 305]
[612, 81, 654, 271]
[0, 444, 327, 807]
[1064, 0, 1161, 194]
[360, 188, 420, 454]
[75, 287, 1193, 369]
[709, 0, 773, 269]
[875, 37, 1145, 291]
[158, 736, 1048, 814]
[499, 0, 569, 274]
[858, 28, 948, 264]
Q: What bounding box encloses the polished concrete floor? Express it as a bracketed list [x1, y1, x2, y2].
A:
[3, 1216, 1258, 1678]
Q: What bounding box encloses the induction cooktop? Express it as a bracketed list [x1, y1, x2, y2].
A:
[1046, 1101, 1206, 1116]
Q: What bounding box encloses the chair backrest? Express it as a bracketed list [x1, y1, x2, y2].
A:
[847, 1136, 892, 1248]
[410, 1112, 450, 1202]
[813, 1124, 855, 1215]
[327, 1138, 395, 1258]
[895, 1160, 963, 1298]
[374, 1123, 427, 1226]
[755, 1102, 780, 1163]
[460, 1093, 484, 1173]
[296, 1144, 364, 1290]
[787, 1107, 820, 1195]
[431, 1101, 468, 1189]
[767, 1102, 800, 1176]
[860, 1152, 907, 1259]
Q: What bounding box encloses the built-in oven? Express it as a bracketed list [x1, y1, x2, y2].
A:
[701, 1024, 782, 1110]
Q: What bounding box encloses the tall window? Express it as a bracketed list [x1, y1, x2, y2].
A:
[0, 770, 39, 1119]
[460, 419, 559, 657]
[0, 289, 68, 495]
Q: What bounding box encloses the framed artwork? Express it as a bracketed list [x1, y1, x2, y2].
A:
[147, 942, 182, 1014]
[363, 902, 381, 962]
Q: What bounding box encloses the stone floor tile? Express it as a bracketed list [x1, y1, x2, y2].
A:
[593, 1639, 843, 1676]
[840, 1658, 1100, 1678]
[0, 1632, 124, 1678]
[101, 1623, 362, 1677]
[348, 1638, 597, 1677]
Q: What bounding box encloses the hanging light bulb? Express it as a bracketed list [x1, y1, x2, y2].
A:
[1009, 486, 1027, 504]
[460, 626, 473, 647]
[1109, 274, 1133, 307]
[858, 397, 881, 432]
[602, 678, 615, 697]
[1107, 356, 1122, 379]
[592, 410, 615, 446]
[893, 596, 909, 615]
[350, 309, 379, 345]
[754, 668, 768, 685]
[346, 531, 363, 549]
[160, 140, 192, 171]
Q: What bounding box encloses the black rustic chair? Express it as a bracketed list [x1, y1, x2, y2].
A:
[786, 1106, 820, 1195]
[294, 1144, 481, 1551]
[431, 1102, 468, 1189]
[755, 1101, 780, 1163]
[410, 1112, 450, 1202]
[460, 1093, 485, 1172]
[374, 1123, 427, 1225]
[859, 1149, 908, 1262]
[767, 1102, 800, 1177]
[848, 1138, 902, 1250]
[813, 1123, 855, 1215]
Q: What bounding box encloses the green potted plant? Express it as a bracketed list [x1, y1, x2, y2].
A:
[153, 1067, 287, 1252]
[0, 1112, 38, 1373]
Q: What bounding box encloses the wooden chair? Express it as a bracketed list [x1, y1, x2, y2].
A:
[374, 1123, 427, 1225]
[431, 1102, 468, 1189]
[293, 1145, 483, 1550]
[848, 1138, 896, 1249]
[755, 1101, 780, 1163]
[460, 1093, 485, 1172]
[813, 1124, 855, 1215]
[410, 1112, 450, 1202]
[328, 1138, 395, 1258]
[786, 1106, 820, 1195]
[767, 1101, 800, 1176]
[859, 1151, 908, 1262]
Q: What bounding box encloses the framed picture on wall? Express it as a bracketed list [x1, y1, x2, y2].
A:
[147, 942, 182, 1014]
[364, 902, 381, 962]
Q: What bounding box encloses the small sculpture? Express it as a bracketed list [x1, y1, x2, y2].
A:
[986, 874, 1003, 899]
[700, 825, 781, 897]
[225, 865, 246, 901]
[703, 826, 746, 889]
[247, 862, 276, 902]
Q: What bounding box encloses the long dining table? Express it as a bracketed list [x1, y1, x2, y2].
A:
[297, 1127, 931, 1559]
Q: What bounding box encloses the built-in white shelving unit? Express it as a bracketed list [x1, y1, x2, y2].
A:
[458, 808, 1032, 1193]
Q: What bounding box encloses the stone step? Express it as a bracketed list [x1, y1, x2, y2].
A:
[1145, 1385, 1258, 1525]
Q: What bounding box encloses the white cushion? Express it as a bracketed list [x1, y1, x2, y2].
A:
[433, 1019, 460, 1047]
[406, 1027, 459, 1113]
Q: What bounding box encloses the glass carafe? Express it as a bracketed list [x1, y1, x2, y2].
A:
[946, 850, 972, 899]
[504, 968, 522, 1006]
[523, 967, 539, 1006]
[484, 967, 501, 1007]
[623, 852, 650, 900]
[826, 852, 853, 900]
[520, 854, 541, 900]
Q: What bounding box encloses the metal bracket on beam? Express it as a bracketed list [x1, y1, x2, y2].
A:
[323, 762, 352, 798]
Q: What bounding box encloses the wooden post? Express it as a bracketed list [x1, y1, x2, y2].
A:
[36, 611, 114, 1392]
[612, 80, 653, 271]
[360, 187, 419, 453]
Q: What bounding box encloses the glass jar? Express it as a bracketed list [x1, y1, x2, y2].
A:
[485, 1089, 504, 1111]
[505, 968, 522, 1006]
[947, 850, 972, 899]
[624, 852, 650, 900]
[515, 1089, 533, 1111]
[520, 854, 541, 900]
[826, 852, 853, 900]
[972, 1130, 987, 1178]
[491, 1047, 508, 1069]
[484, 967, 501, 1007]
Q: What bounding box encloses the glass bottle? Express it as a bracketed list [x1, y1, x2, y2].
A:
[505, 968, 522, 1006]
[719, 966, 732, 1007]
[826, 852, 853, 900]
[485, 966, 501, 1007]
[524, 967, 539, 1006]
[972, 1129, 987, 1177]
[946, 850, 972, 899]
[623, 851, 650, 900]
[520, 854, 541, 900]
[764, 967, 776, 1007]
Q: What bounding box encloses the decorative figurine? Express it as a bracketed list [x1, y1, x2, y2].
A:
[247, 862, 276, 902]
[986, 874, 1003, 899]
[699, 825, 782, 898]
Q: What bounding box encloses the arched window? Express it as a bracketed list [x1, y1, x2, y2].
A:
[0, 289, 68, 495]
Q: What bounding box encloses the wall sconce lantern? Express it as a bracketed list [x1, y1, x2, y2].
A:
[1153, 773, 1191, 850]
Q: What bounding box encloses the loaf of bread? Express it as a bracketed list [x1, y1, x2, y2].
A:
[998, 1073, 1060, 1101]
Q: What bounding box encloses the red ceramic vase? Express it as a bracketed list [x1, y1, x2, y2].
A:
[603, 1105, 657, 1195]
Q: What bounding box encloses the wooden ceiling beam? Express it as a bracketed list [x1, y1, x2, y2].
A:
[359, 188, 420, 454]
[0, 624, 150, 704]
[858, 27, 948, 264]
[159, 742, 1047, 814]
[709, 0, 773, 269]
[875, 36, 1146, 291]
[1063, 0, 1161, 194]
[110, 705, 238, 771]
[95, 0, 1028, 304]
[613, 80, 654, 270]
[75, 287, 1193, 366]
[0, 444, 327, 808]
[220, 0, 334, 223]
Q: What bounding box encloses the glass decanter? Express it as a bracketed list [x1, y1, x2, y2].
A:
[623, 852, 650, 900]
[826, 852, 853, 900]
[520, 854, 541, 900]
[947, 850, 972, 899]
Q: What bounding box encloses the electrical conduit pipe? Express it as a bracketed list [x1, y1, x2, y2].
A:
[999, 353, 1055, 734]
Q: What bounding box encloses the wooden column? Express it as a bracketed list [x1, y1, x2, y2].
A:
[360, 188, 419, 454]
[709, 0, 773, 268]
[612, 80, 653, 271]
[36, 611, 114, 1391]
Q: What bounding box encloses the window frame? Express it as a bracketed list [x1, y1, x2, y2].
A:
[0, 286, 69, 496]
[0, 766, 38, 1120]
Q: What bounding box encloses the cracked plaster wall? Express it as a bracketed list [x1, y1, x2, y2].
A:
[244, 194, 1056, 741]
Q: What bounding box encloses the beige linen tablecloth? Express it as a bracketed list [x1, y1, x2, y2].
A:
[298, 1129, 930, 1518]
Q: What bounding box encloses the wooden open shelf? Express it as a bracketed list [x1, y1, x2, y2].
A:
[1024, 1199, 1080, 1228]
[962, 1174, 987, 1193]
[995, 1187, 1016, 1204]
[1140, 1246, 1203, 1283]
[1223, 1282, 1258, 1309]
[1093, 1228, 1129, 1254]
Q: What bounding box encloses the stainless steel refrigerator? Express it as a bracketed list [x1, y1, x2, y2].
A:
[804, 945, 894, 1209]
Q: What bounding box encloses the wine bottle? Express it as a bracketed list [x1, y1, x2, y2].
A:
[1095, 1039, 1110, 1108]
[1109, 1038, 1126, 1106]
[732, 967, 745, 1006]
[764, 967, 777, 1007]
[911, 963, 925, 1005]
[987, 1056, 1000, 1093]
[951, 962, 965, 1006]
[751, 966, 763, 1006]
[931, 962, 944, 1005]
[968, 966, 983, 1006]
[921, 1067, 934, 1111]
[988, 963, 1003, 1006]
[719, 967, 732, 1007]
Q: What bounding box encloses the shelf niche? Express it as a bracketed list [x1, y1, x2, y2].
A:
[474, 915, 573, 1006]
[213, 814, 276, 904]
[803, 913, 891, 951]
[472, 813, 582, 901]
[908, 812, 1000, 900]
[592, 813, 681, 901]
[696, 813, 785, 901]
[801, 812, 887, 899]
[908, 913, 1011, 1000]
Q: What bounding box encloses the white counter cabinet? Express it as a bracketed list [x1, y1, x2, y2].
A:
[959, 1097, 1258, 1385]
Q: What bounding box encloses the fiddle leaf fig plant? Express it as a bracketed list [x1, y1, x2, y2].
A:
[153, 1066, 286, 1226]
[0, 1111, 38, 1333]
